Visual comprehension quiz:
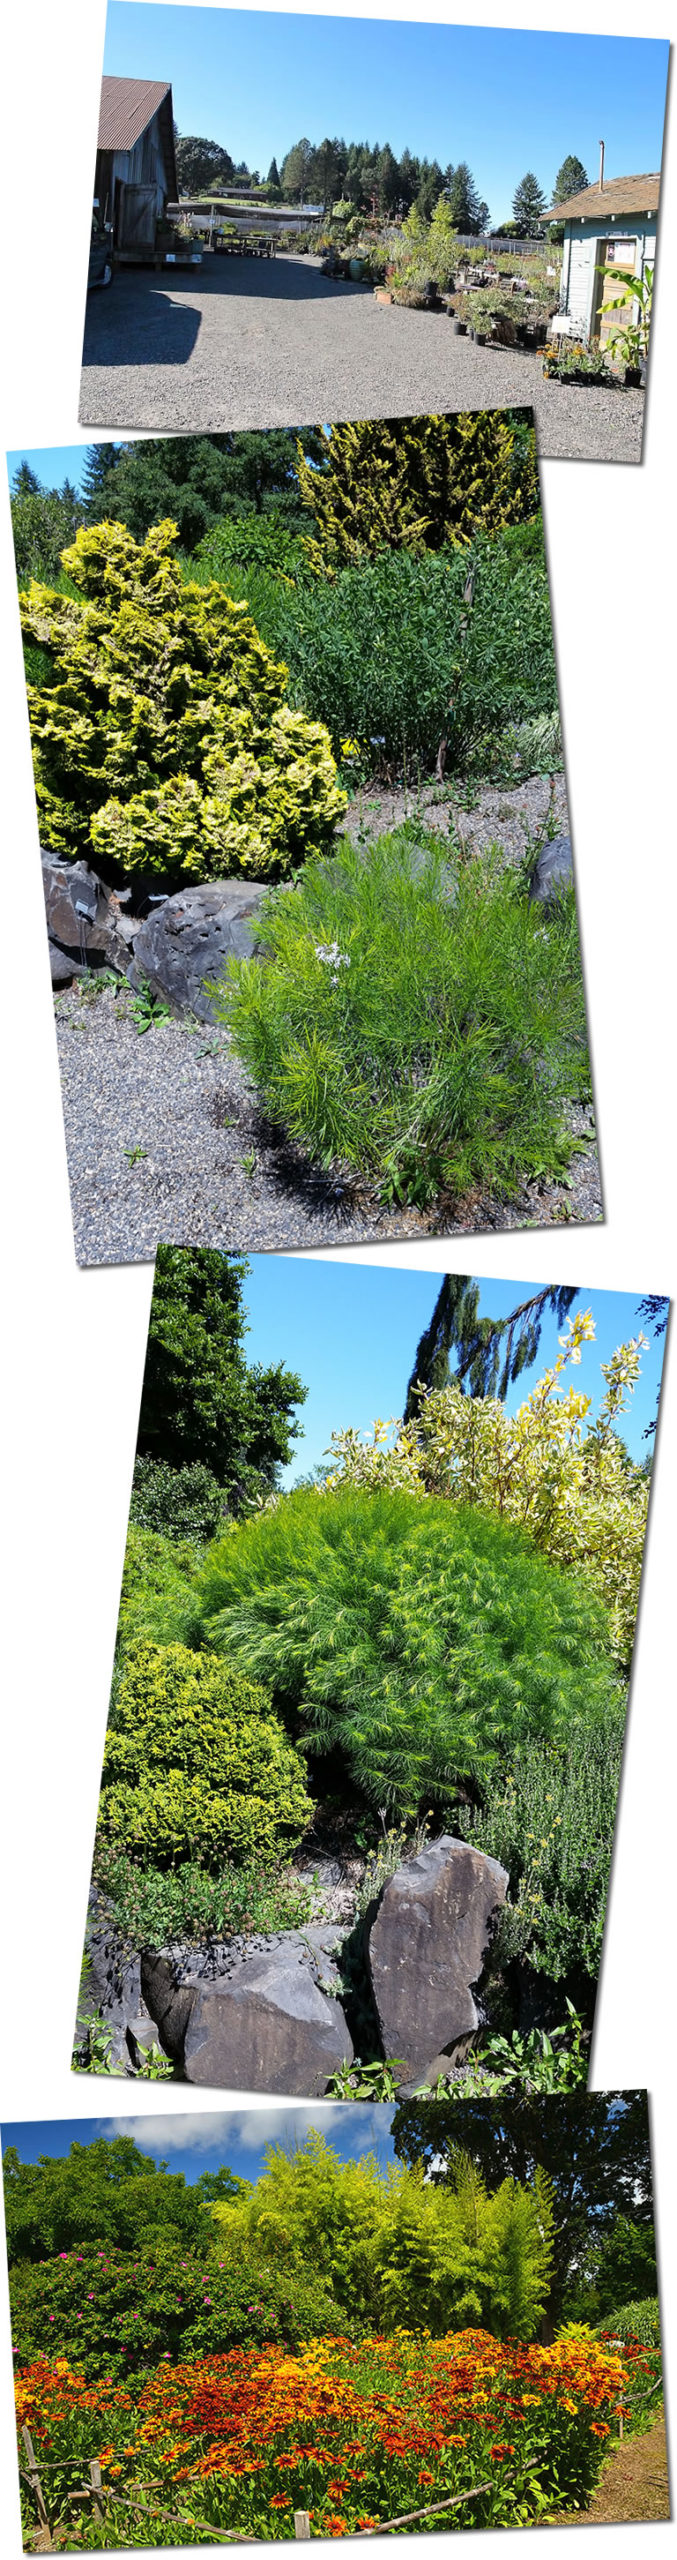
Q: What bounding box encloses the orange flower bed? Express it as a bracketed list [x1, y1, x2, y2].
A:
[15, 2328, 636, 2541]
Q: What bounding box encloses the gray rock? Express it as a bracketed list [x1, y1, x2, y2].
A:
[141, 1926, 353, 2094]
[130, 881, 268, 1021]
[528, 833, 574, 906]
[41, 851, 135, 978]
[367, 1834, 508, 2076]
[49, 939, 84, 987]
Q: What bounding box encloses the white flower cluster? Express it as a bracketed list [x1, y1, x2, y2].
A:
[314, 941, 352, 986]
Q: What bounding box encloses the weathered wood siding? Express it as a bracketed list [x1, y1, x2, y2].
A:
[561, 215, 657, 339]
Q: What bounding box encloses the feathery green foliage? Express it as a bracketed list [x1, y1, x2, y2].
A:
[214, 829, 590, 1207]
[195, 1486, 620, 1813]
[97, 1640, 312, 1867]
[20, 520, 344, 886]
[213, 2131, 554, 2340]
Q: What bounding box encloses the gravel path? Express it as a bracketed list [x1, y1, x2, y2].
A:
[342, 771, 570, 864]
[55, 770, 601, 1268]
[80, 256, 645, 465]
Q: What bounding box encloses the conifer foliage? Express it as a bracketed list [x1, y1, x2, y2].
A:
[20, 519, 345, 885]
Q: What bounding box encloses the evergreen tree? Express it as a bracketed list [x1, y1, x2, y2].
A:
[267, 156, 281, 189]
[80, 429, 327, 547]
[80, 443, 124, 510]
[280, 136, 315, 199]
[552, 154, 589, 203]
[295, 411, 539, 568]
[136, 1245, 306, 1507]
[11, 460, 41, 496]
[443, 161, 489, 234]
[512, 171, 547, 233]
[404, 1278, 580, 1418]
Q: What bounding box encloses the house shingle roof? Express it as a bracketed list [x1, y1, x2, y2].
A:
[97, 75, 178, 200]
[547, 171, 661, 221]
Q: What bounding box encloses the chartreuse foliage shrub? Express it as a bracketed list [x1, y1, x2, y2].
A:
[212, 2133, 554, 2343]
[195, 1486, 620, 1814]
[9, 2235, 343, 2381]
[97, 1641, 312, 1866]
[20, 520, 345, 887]
[115, 1525, 203, 1659]
[294, 414, 540, 567]
[214, 831, 590, 1208]
[326, 1310, 649, 1669]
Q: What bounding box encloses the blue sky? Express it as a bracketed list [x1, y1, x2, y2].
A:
[2, 2108, 396, 2185]
[103, 5, 668, 222]
[237, 1260, 666, 1481]
[7, 447, 112, 495]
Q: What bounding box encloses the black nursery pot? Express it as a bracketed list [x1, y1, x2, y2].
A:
[453, 318, 467, 334]
[624, 364, 642, 387]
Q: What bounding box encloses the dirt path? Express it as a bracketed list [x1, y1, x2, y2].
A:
[552, 2417, 670, 2527]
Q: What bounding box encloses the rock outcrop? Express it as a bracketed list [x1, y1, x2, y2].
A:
[141, 1925, 353, 2094]
[528, 833, 574, 907]
[129, 881, 268, 1021]
[367, 1834, 508, 2077]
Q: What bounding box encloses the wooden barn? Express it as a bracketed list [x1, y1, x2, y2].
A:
[95, 75, 178, 258]
[547, 165, 660, 348]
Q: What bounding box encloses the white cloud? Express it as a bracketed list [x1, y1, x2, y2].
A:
[106, 2102, 394, 2162]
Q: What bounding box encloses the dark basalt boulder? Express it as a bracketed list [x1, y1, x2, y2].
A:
[367, 1834, 508, 2076]
[528, 832, 574, 906]
[129, 881, 268, 1022]
[141, 1925, 353, 2094]
[42, 850, 135, 983]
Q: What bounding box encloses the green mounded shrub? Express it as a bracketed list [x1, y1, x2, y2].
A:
[213, 828, 591, 1208]
[9, 2239, 344, 2382]
[195, 1486, 621, 1814]
[600, 2298, 661, 2353]
[466, 1705, 626, 1984]
[20, 519, 345, 886]
[116, 1525, 203, 1660]
[97, 1640, 312, 1867]
[129, 1457, 229, 1546]
[262, 534, 556, 776]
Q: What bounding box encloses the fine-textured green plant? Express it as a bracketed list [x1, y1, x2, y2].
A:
[21, 519, 345, 886]
[115, 1526, 204, 1661]
[97, 1640, 312, 1868]
[214, 828, 591, 1208]
[195, 1485, 620, 1814]
[258, 532, 556, 776]
[466, 1706, 626, 1984]
[95, 1848, 314, 1947]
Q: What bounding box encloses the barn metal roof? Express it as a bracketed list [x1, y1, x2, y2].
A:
[97, 75, 178, 199]
[547, 172, 661, 221]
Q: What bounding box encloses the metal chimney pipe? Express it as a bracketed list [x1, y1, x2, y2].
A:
[598, 140, 605, 192]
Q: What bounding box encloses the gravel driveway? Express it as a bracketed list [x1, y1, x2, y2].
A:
[54, 778, 601, 1267]
[80, 255, 644, 465]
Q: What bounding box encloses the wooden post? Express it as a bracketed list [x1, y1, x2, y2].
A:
[294, 2511, 312, 2538]
[21, 2427, 51, 2534]
[89, 2458, 105, 2520]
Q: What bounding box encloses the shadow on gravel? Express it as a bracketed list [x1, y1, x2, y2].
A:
[82, 287, 202, 367]
[210, 1082, 367, 1226]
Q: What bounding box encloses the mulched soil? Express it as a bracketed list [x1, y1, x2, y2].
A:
[53, 776, 602, 1267]
[551, 2416, 670, 2528]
